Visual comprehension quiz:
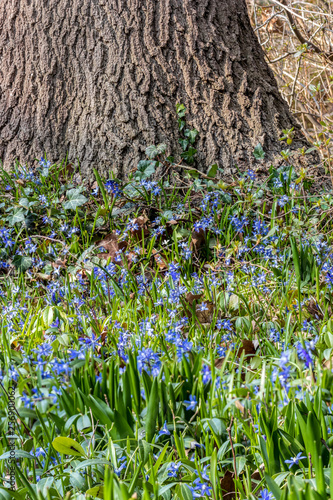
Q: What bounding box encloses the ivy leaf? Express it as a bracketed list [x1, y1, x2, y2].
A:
[184, 128, 199, 144]
[63, 188, 88, 210]
[161, 210, 174, 220]
[179, 138, 189, 151]
[137, 160, 154, 172]
[176, 103, 186, 118]
[52, 437, 85, 457]
[135, 160, 156, 180]
[13, 255, 33, 272]
[7, 208, 26, 226]
[24, 212, 37, 230]
[19, 198, 30, 209]
[181, 147, 197, 165]
[253, 143, 265, 160]
[178, 119, 186, 132]
[186, 170, 199, 179]
[220, 192, 232, 204]
[145, 144, 167, 159]
[207, 163, 218, 178]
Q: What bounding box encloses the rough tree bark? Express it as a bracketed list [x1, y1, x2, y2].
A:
[0, 0, 315, 178]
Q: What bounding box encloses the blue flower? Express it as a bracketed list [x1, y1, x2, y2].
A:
[39, 195, 49, 207]
[21, 392, 33, 409]
[278, 195, 289, 207]
[184, 395, 197, 411]
[105, 179, 121, 197]
[50, 386, 62, 404]
[114, 456, 127, 477]
[259, 489, 274, 500]
[197, 302, 208, 311]
[158, 421, 171, 437]
[202, 365, 211, 384]
[285, 452, 306, 469]
[167, 462, 181, 478]
[245, 169, 256, 181]
[192, 478, 212, 496]
[229, 215, 249, 233]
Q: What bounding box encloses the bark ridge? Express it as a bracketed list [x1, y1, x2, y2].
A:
[0, 0, 311, 177]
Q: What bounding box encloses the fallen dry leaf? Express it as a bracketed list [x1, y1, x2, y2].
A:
[35, 272, 51, 281]
[214, 357, 225, 369]
[240, 340, 257, 358]
[152, 249, 168, 270]
[52, 258, 67, 269]
[235, 399, 245, 415]
[190, 227, 206, 253]
[96, 232, 128, 262]
[251, 463, 264, 482]
[323, 358, 333, 370]
[220, 470, 235, 499]
[195, 301, 215, 324]
[130, 216, 150, 242]
[185, 292, 203, 306]
[307, 298, 324, 320]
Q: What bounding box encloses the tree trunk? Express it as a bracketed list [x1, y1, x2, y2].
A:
[0, 0, 313, 178]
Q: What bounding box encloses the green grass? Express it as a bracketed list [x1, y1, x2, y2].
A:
[0, 149, 332, 500]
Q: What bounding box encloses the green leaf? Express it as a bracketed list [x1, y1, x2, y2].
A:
[13, 255, 32, 272]
[179, 138, 189, 151]
[85, 485, 104, 498]
[264, 226, 279, 239]
[145, 378, 159, 443]
[0, 488, 26, 500]
[111, 409, 135, 442]
[69, 472, 87, 491]
[93, 168, 109, 210]
[207, 163, 218, 178]
[146, 144, 167, 159]
[184, 129, 199, 144]
[253, 143, 266, 159]
[158, 482, 179, 496]
[290, 237, 301, 284]
[176, 484, 193, 500]
[210, 449, 218, 499]
[178, 119, 186, 132]
[19, 198, 30, 209]
[0, 451, 34, 460]
[228, 294, 239, 311]
[186, 170, 199, 178]
[75, 459, 111, 470]
[176, 103, 186, 118]
[181, 147, 197, 164]
[52, 437, 85, 457]
[162, 210, 174, 220]
[63, 188, 88, 210]
[264, 474, 282, 500]
[7, 208, 25, 226]
[305, 147, 317, 154]
[79, 392, 114, 427]
[219, 191, 232, 204]
[135, 160, 156, 180]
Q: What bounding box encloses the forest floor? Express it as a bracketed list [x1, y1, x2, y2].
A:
[0, 141, 333, 500]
